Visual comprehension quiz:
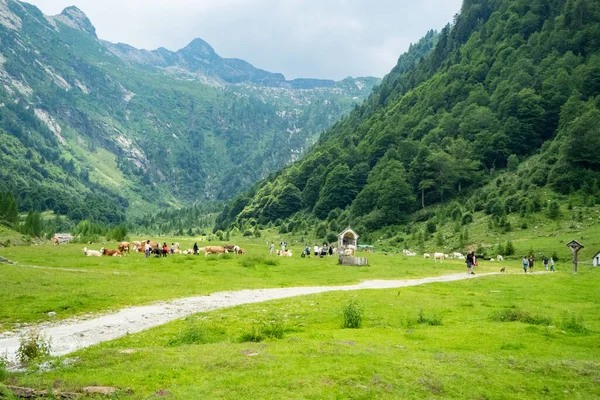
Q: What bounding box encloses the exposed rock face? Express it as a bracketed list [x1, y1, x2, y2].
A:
[53, 6, 97, 37]
[0, 0, 22, 31]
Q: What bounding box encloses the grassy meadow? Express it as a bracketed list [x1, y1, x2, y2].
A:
[0, 237, 497, 330]
[4, 267, 599, 399]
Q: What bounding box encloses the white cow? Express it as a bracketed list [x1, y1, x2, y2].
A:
[497, 255, 504, 261]
[452, 252, 464, 259]
[83, 247, 101, 257]
[433, 252, 445, 263]
[424, 253, 431, 259]
[403, 249, 416, 256]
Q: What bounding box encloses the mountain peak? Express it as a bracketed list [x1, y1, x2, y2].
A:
[180, 38, 217, 58]
[55, 5, 96, 37]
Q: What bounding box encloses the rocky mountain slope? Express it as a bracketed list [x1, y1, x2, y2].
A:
[216, 0, 600, 237]
[0, 0, 379, 223]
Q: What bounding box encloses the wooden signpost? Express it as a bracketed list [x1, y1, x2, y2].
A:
[566, 240, 584, 274]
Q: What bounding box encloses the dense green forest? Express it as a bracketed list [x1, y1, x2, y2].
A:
[216, 0, 600, 240]
[0, 0, 378, 228]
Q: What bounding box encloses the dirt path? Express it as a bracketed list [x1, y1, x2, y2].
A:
[0, 272, 504, 363]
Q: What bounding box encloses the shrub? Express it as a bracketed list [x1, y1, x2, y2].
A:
[560, 314, 588, 334]
[426, 220, 437, 234]
[341, 299, 363, 329]
[461, 213, 473, 225]
[17, 330, 51, 364]
[416, 309, 443, 326]
[264, 258, 279, 266]
[551, 251, 560, 262]
[240, 315, 285, 342]
[242, 230, 253, 237]
[505, 241, 515, 256]
[547, 201, 560, 220]
[491, 309, 552, 326]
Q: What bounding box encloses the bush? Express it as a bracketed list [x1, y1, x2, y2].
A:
[17, 330, 51, 364]
[547, 201, 560, 220]
[426, 220, 437, 234]
[491, 309, 552, 326]
[505, 241, 515, 256]
[242, 230, 253, 237]
[341, 299, 363, 329]
[240, 315, 285, 342]
[551, 251, 560, 262]
[560, 314, 588, 334]
[416, 309, 443, 326]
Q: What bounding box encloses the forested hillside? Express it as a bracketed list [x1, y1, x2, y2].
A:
[216, 0, 600, 237]
[0, 0, 379, 225]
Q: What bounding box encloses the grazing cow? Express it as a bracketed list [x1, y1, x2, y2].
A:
[279, 250, 293, 257]
[490, 258, 495, 262]
[497, 255, 504, 262]
[52, 237, 60, 245]
[224, 244, 236, 253]
[403, 249, 417, 256]
[204, 246, 227, 256]
[118, 242, 130, 255]
[83, 247, 102, 257]
[424, 253, 431, 259]
[101, 248, 122, 257]
[433, 252, 445, 263]
[173, 249, 182, 254]
[452, 252, 464, 259]
[236, 248, 246, 255]
[444, 254, 450, 259]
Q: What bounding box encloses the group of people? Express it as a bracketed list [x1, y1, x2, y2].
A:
[304, 244, 336, 258]
[522, 255, 554, 273]
[464, 250, 556, 274]
[269, 241, 288, 256]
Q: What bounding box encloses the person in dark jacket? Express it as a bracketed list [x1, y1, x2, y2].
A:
[193, 243, 199, 255]
[466, 251, 475, 275]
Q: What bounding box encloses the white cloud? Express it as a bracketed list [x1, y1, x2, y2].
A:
[25, 0, 462, 80]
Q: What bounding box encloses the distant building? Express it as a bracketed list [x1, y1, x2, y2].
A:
[593, 251, 600, 267]
[338, 227, 359, 250]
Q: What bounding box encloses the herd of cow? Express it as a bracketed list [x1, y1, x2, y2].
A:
[402, 249, 505, 262]
[82, 241, 246, 257]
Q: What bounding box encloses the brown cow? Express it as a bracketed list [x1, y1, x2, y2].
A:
[118, 242, 130, 255]
[204, 246, 226, 257]
[236, 248, 246, 255]
[132, 241, 142, 252]
[101, 248, 122, 257]
[224, 244, 236, 252]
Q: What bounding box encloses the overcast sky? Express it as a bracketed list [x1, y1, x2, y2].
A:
[26, 0, 462, 80]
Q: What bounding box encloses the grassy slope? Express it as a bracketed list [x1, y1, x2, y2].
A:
[7, 268, 600, 399]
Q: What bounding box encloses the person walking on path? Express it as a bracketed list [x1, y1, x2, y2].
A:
[522, 256, 528, 273]
[543, 255, 549, 271]
[550, 257, 555, 272]
[466, 251, 474, 275]
[528, 255, 535, 273]
[269, 242, 275, 256]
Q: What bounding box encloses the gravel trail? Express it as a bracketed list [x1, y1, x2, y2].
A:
[0, 272, 501, 363]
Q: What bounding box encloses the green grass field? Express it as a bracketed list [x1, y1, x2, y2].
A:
[4, 267, 599, 399]
[0, 237, 499, 329]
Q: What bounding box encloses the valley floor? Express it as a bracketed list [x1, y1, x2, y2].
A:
[0, 272, 503, 363]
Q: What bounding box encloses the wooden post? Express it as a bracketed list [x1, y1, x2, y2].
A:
[566, 240, 584, 274]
